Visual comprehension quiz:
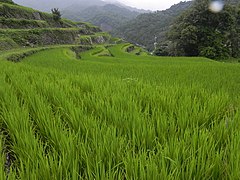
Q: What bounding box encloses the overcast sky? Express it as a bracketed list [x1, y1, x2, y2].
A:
[106, 0, 189, 10]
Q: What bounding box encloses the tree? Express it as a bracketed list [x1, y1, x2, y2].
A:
[167, 0, 240, 59]
[51, 8, 61, 21]
[0, 0, 14, 4]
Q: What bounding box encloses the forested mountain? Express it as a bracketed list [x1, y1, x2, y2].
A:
[165, 0, 240, 59]
[63, 0, 106, 14]
[14, 0, 146, 33]
[63, 4, 141, 32]
[113, 1, 193, 50]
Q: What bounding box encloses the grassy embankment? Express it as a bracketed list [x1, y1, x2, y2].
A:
[0, 2, 110, 51]
[0, 44, 240, 179]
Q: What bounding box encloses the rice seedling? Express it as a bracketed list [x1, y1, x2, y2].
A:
[0, 44, 239, 179]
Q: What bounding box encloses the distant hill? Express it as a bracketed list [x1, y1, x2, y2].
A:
[13, 0, 81, 12]
[113, 1, 193, 50]
[13, 0, 148, 32]
[62, 0, 107, 13]
[63, 4, 142, 32]
[113, 0, 240, 51]
[112, 1, 150, 13]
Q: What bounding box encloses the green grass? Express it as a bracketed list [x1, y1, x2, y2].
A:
[0, 37, 18, 51]
[0, 44, 240, 179]
[0, 2, 105, 50]
[0, 2, 52, 20]
[0, 27, 85, 33]
[0, 28, 90, 47]
[0, 28, 107, 48]
[0, 18, 49, 29]
[0, 1, 101, 32]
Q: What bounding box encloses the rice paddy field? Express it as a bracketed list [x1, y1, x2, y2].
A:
[0, 44, 240, 179]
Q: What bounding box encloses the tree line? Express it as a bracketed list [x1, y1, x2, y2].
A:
[156, 0, 240, 60]
[113, 1, 193, 50]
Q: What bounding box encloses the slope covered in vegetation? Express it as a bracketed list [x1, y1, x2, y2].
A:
[0, 1, 110, 51]
[14, 0, 146, 33]
[113, 1, 193, 50]
[166, 0, 240, 59]
[114, 0, 240, 52]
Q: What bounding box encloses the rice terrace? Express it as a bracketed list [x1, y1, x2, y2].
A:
[1, 0, 240, 179]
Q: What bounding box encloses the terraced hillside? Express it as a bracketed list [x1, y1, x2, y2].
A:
[0, 1, 110, 51]
[0, 43, 240, 179]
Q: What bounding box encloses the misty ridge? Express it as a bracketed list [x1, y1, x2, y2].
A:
[11, 0, 195, 51]
[13, 0, 149, 13]
[10, 0, 240, 57]
[13, 0, 149, 30]
[14, 0, 106, 12]
[13, 0, 152, 33]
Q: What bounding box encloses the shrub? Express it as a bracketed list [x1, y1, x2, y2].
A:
[0, 0, 14, 4]
[51, 8, 61, 22]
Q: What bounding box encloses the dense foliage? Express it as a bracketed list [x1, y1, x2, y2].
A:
[166, 0, 240, 59]
[51, 8, 61, 22]
[113, 1, 193, 50]
[0, 0, 14, 4]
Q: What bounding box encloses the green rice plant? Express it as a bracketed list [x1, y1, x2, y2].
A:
[0, 44, 239, 179]
[0, 136, 6, 179]
[0, 78, 53, 178]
